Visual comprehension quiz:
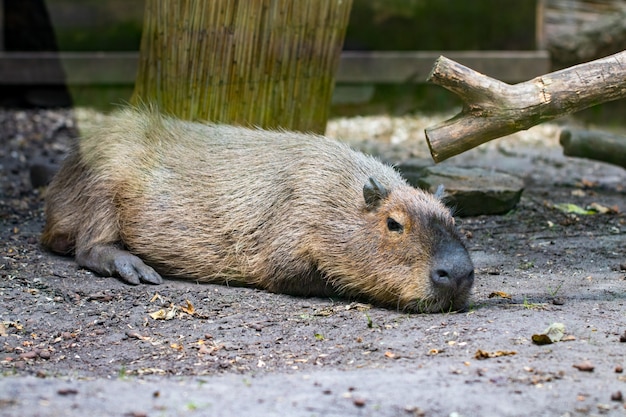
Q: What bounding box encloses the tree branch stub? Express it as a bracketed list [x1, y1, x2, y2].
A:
[425, 50, 626, 162]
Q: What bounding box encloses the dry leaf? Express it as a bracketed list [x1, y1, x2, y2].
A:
[149, 310, 167, 320]
[180, 299, 195, 315]
[588, 202, 619, 214]
[149, 305, 178, 320]
[0, 322, 7, 337]
[532, 322, 565, 345]
[346, 302, 371, 311]
[488, 291, 512, 299]
[475, 349, 517, 360]
[150, 293, 165, 303]
[126, 331, 150, 341]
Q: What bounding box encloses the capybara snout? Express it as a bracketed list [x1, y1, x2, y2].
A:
[42, 106, 474, 313]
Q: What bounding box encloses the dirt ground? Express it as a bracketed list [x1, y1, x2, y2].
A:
[1, 108, 625, 417]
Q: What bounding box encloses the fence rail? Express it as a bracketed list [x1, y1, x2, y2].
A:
[0, 50, 550, 86]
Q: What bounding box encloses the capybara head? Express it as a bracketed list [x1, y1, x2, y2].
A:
[322, 177, 474, 313]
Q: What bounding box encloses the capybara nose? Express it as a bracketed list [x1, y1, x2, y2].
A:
[430, 266, 475, 289]
[430, 241, 474, 290]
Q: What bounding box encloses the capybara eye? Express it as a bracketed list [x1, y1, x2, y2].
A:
[386, 217, 404, 233]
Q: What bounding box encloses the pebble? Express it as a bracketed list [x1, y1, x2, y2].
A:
[611, 391, 623, 402]
[352, 397, 366, 407]
[38, 349, 51, 360]
[19, 351, 38, 360]
[572, 361, 594, 372]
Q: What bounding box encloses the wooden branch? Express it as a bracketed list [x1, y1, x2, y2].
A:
[560, 128, 626, 169]
[425, 50, 626, 162]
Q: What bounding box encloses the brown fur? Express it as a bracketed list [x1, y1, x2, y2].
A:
[42, 107, 473, 312]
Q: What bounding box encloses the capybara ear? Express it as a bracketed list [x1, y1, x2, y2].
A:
[363, 177, 389, 210]
[434, 184, 446, 200]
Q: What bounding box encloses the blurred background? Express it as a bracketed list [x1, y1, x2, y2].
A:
[2, 0, 625, 125]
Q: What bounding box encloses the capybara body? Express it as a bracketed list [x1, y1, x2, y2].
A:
[42, 107, 474, 312]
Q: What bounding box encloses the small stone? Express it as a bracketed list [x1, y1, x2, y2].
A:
[20, 351, 38, 360]
[353, 397, 366, 407]
[616, 365, 623, 373]
[619, 331, 626, 343]
[573, 361, 594, 372]
[57, 388, 78, 396]
[38, 349, 51, 360]
[611, 391, 623, 402]
[552, 297, 565, 306]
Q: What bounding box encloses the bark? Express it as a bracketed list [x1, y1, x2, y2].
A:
[424, 50, 626, 162]
[548, 10, 626, 68]
[560, 128, 626, 169]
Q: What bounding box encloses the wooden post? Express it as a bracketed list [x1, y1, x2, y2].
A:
[424, 50, 626, 162]
[131, 0, 352, 133]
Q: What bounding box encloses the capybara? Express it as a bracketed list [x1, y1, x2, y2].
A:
[42, 107, 474, 313]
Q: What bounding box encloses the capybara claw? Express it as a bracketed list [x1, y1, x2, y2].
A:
[113, 254, 163, 285]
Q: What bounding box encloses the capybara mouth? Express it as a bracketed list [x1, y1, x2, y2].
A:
[406, 286, 472, 313]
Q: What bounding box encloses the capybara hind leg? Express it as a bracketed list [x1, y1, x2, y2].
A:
[76, 245, 163, 285]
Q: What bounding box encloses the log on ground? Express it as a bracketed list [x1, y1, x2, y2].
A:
[560, 128, 626, 169]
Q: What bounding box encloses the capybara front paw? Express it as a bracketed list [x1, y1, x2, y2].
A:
[113, 254, 163, 285]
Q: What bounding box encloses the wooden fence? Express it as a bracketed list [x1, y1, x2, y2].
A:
[0, 50, 550, 85]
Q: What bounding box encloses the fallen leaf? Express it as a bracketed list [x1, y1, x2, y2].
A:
[180, 299, 195, 315]
[126, 331, 150, 341]
[0, 323, 6, 337]
[149, 305, 178, 320]
[3, 321, 23, 331]
[573, 361, 594, 372]
[346, 302, 371, 311]
[532, 322, 565, 345]
[553, 203, 595, 215]
[589, 203, 619, 214]
[474, 349, 517, 360]
[488, 291, 512, 299]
